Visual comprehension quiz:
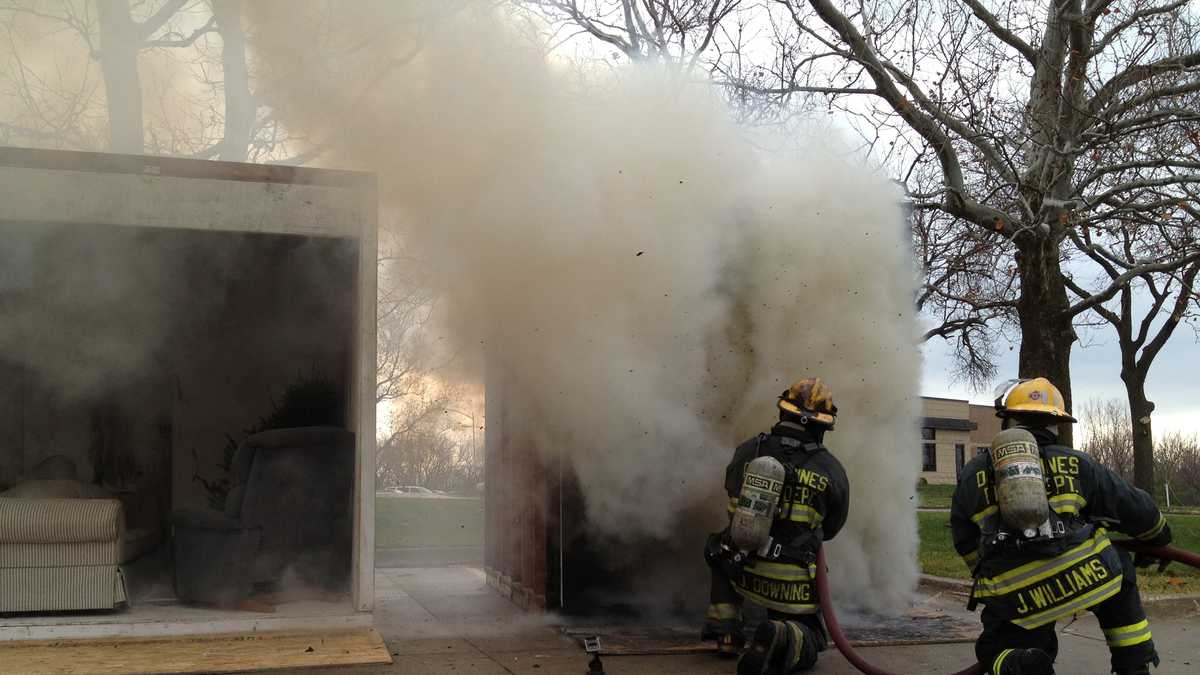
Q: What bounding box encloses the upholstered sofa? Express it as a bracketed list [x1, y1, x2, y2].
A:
[0, 491, 128, 613]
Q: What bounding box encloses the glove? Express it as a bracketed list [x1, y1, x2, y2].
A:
[704, 530, 746, 578]
[1133, 550, 1170, 573]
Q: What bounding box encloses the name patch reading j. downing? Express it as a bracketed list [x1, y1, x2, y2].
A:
[740, 575, 813, 603]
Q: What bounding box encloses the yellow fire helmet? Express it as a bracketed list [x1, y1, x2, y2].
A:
[778, 377, 837, 428]
[992, 377, 1077, 422]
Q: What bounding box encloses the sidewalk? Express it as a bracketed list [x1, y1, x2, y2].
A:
[275, 566, 1199, 675]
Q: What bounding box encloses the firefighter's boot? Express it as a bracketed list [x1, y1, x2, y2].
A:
[700, 603, 744, 658]
[738, 621, 784, 675]
[991, 648, 1054, 675]
[738, 620, 819, 674]
[1113, 666, 1152, 675]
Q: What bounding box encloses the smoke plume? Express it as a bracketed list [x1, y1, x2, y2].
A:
[247, 0, 922, 611]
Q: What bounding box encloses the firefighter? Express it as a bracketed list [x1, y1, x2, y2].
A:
[951, 378, 1173, 675]
[702, 377, 850, 674]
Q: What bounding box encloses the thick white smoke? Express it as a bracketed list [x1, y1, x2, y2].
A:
[247, 0, 921, 611]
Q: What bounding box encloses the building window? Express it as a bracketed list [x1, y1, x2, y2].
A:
[977, 445, 990, 456]
[921, 427, 936, 472]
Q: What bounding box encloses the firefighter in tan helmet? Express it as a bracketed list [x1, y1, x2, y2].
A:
[702, 377, 849, 674]
[951, 378, 1172, 675]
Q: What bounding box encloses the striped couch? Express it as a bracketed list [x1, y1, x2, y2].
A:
[0, 496, 128, 613]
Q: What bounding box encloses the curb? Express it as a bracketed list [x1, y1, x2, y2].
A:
[919, 574, 972, 592]
[1140, 593, 1200, 609]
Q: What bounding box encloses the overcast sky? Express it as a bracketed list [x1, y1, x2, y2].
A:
[921, 322, 1200, 438]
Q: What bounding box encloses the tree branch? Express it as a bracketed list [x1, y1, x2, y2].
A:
[923, 317, 986, 341]
[144, 16, 216, 49]
[1085, 174, 1200, 207]
[1068, 251, 1200, 317]
[1077, 159, 1200, 191]
[803, 0, 1019, 235]
[1064, 273, 1122, 325]
[1133, 273, 1173, 348]
[1139, 262, 1200, 372]
[1099, 81, 1200, 127]
[962, 0, 1037, 64]
[1090, 0, 1189, 57]
[725, 82, 877, 95]
[541, 0, 635, 57]
[134, 0, 189, 41]
[1090, 50, 1200, 118]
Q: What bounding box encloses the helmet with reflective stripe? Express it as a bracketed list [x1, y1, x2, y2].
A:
[993, 377, 1076, 422]
[778, 377, 837, 428]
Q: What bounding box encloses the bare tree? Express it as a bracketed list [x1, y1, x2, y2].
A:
[709, 0, 1200, 450]
[376, 380, 483, 492]
[0, 0, 302, 160]
[521, 1, 743, 65]
[209, 0, 252, 160]
[375, 228, 446, 406]
[1081, 398, 1200, 506]
[1069, 251, 1199, 490]
[1079, 398, 1134, 479]
[93, 0, 194, 152]
[1157, 430, 1200, 506]
[1060, 45, 1200, 487]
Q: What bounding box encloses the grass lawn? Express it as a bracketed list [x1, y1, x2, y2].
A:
[917, 483, 956, 508]
[374, 495, 484, 549]
[918, 511, 1200, 596]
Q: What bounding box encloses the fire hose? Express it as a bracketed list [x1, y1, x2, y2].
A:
[814, 541, 1200, 675]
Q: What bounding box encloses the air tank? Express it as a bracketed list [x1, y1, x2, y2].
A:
[730, 455, 786, 553]
[990, 428, 1050, 536]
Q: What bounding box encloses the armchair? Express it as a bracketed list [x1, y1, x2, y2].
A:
[172, 427, 354, 606]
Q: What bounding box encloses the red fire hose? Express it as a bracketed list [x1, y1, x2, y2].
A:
[814, 541, 1200, 675]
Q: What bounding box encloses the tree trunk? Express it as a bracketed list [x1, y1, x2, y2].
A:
[1014, 232, 1075, 446]
[212, 0, 254, 162]
[1122, 368, 1156, 493]
[96, 0, 144, 154]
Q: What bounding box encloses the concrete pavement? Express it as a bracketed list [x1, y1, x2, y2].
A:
[264, 566, 1199, 675]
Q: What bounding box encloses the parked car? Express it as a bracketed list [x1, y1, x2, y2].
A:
[379, 485, 445, 497]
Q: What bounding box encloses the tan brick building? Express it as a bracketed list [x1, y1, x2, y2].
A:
[919, 396, 1002, 484]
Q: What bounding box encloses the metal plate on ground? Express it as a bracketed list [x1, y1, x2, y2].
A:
[836, 606, 979, 647]
[563, 607, 978, 656]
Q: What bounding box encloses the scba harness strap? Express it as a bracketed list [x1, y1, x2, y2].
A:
[754, 432, 825, 562]
[977, 448, 1083, 558]
[968, 451, 1119, 621]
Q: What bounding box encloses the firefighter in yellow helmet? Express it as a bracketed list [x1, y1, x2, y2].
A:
[701, 377, 849, 674]
[951, 377, 1172, 675]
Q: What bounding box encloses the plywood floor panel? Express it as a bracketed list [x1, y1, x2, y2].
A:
[0, 628, 393, 674]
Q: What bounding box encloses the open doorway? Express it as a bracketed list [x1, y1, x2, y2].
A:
[0, 221, 360, 628]
[374, 395, 484, 570]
